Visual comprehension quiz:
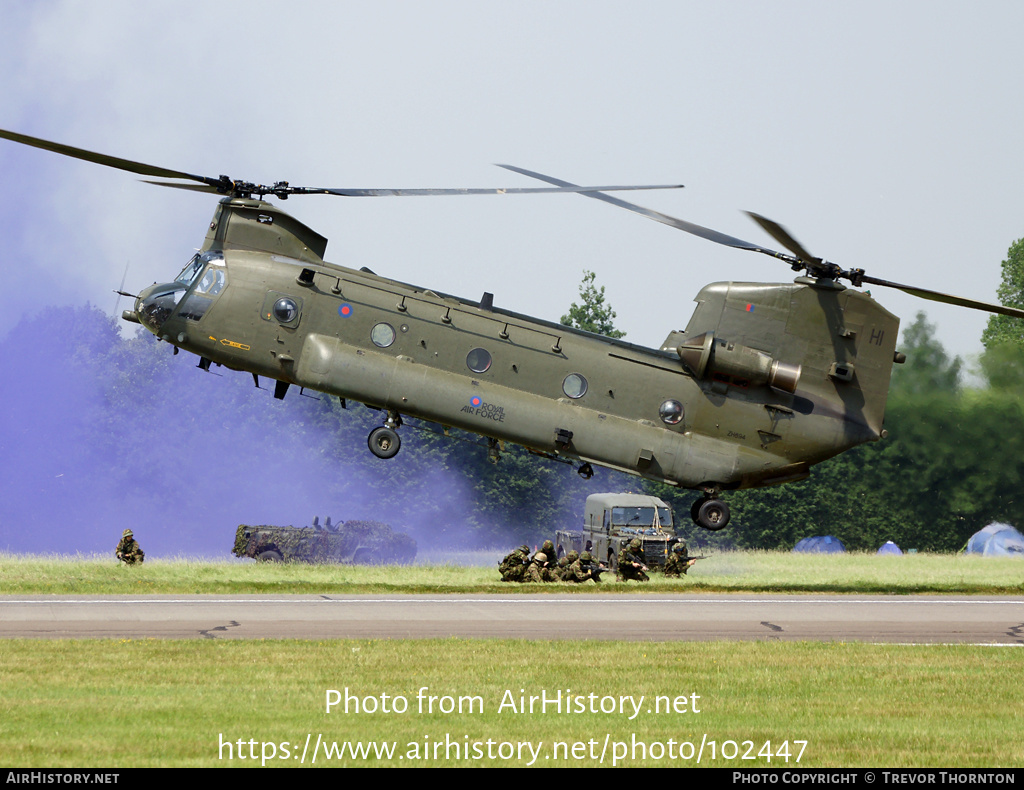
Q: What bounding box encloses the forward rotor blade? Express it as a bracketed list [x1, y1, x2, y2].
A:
[143, 180, 224, 194]
[1, 128, 684, 200]
[305, 183, 685, 197]
[860, 275, 1024, 319]
[146, 181, 687, 198]
[497, 164, 792, 260]
[0, 127, 216, 186]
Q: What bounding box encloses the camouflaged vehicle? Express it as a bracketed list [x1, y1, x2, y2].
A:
[233, 520, 416, 564]
[555, 493, 678, 570]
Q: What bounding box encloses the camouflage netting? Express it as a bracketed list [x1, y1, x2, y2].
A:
[233, 520, 417, 564]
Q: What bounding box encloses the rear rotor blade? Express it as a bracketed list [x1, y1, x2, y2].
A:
[745, 211, 818, 263]
[499, 162, 802, 268]
[500, 165, 1024, 321]
[498, 164, 796, 261]
[860, 275, 1024, 319]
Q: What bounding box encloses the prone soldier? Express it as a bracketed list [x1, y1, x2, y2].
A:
[498, 544, 531, 582]
[564, 550, 607, 583]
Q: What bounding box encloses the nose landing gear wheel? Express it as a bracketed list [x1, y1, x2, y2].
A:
[695, 498, 730, 531]
[368, 426, 401, 459]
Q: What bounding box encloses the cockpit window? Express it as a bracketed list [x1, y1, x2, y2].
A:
[176, 251, 225, 288]
[176, 254, 203, 287]
[139, 286, 187, 331]
[195, 266, 226, 297]
[178, 260, 228, 322]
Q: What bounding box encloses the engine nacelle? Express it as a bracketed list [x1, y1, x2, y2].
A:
[676, 332, 801, 394]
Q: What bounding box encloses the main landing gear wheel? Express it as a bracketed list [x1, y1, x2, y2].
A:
[368, 426, 401, 459]
[694, 498, 730, 531]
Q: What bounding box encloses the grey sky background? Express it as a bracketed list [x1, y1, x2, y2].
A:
[2, 0, 1024, 369]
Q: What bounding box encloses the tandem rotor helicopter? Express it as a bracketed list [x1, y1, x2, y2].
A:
[3, 127, 1023, 532]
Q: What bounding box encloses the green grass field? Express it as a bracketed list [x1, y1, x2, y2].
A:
[2, 639, 1023, 768]
[1, 551, 1021, 768]
[0, 549, 1020, 594]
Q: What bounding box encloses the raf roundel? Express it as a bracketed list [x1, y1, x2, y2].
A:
[338, 303, 353, 318]
[469, 396, 482, 408]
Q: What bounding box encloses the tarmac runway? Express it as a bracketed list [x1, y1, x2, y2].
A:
[2, 594, 1023, 643]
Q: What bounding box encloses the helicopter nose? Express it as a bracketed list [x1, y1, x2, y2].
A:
[135, 282, 185, 336]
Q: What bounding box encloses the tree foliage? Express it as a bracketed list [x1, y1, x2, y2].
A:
[560, 269, 625, 338]
[981, 236, 1024, 349]
[977, 340, 1024, 391]
[890, 311, 961, 396]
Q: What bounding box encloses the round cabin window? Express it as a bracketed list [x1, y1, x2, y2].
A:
[466, 347, 492, 373]
[371, 323, 396, 348]
[563, 373, 588, 399]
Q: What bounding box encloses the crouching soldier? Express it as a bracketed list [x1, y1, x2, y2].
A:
[522, 552, 550, 583]
[663, 541, 697, 577]
[116, 529, 145, 566]
[617, 538, 649, 582]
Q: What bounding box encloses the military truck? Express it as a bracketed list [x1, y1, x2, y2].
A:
[555, 493, 678, 570]
[232, 519, 417, 564]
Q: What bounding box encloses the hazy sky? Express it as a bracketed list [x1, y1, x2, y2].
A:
[3, 0, 1024, 366]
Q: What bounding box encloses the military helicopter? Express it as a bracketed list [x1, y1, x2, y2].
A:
[4, 128, 1023, 532]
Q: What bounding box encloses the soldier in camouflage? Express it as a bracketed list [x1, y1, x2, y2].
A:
[522, 552, 549, 583]
[581, 551, 609, 583]
[115, 529, 145, 565]
[554, 551, 574, 582]
[563, 550, 598, 584]
[617, 538, 649, 582]
[663, 541, 695, 577]
[499, 545, 531, 582]
[542, 555, 563, 582]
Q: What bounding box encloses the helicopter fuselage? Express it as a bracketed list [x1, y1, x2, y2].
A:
[129, 197, 901, 506]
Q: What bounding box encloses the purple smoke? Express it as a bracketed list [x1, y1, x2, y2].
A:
[0, 305, 481, 556]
